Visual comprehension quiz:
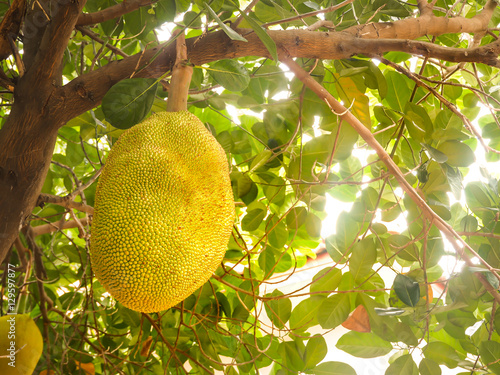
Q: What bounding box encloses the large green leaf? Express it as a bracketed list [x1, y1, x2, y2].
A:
[385, 354, 418, 375]
[310, 267, 342, 295]
[242, 208, 266, 231]
[290, 297, 323, 332]
[384, 70, 411, 112]
[303, 335, 328, 370]
[264, 289, 292, 329]
[423, 342, 462, 368]
[336, 331, 393, 358]
[208, 59, 251, 92]
[317, 293, 351, 329]
[479, 341, 500, 374]
[307, 361, 356, 375]
[102, 78, 158, 129]
[437, 140, 476, 167]
[349, 237, 377, 282]
[419, 358, 442, 375]
[393, 274, 420, 307]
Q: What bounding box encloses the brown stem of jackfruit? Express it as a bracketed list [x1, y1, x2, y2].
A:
[166, 31, 193, 112]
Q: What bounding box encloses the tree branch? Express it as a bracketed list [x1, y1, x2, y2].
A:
[75, 25, 130, 57]
[61, 24, 500, 123]
[166, 31, 192, 112]
[37, 194, 95, 214]
[31, 217, 90, 237]
[280, 54, 500, 305]
[342, 0, 497, 39]
[0, 0, 26, 61]
[77, 0, 155, 26]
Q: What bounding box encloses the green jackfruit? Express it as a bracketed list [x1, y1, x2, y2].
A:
[90, 111, 234, 313]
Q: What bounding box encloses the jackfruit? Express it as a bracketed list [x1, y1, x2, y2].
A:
[90, 111, 234, 313]
[0, 314, 43, 375]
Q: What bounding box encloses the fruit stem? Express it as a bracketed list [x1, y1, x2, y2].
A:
[166, 30, 193, 112]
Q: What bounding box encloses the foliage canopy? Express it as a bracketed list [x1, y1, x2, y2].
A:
[1, 0, 500, 374]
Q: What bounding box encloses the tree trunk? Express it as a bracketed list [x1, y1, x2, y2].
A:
[0, 81, 62, 262]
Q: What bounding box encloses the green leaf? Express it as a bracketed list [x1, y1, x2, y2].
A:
[286, 207, 308, 229]
[317, 293, 350, 329]
[290, 297, 322, 332]
[65, 141, 84, 166]
[102, 78, 158, 129]
[437, 140, 476, 167]
[419, 358, 442, 375]
[484, 271, 500, 290]
[237, 173, 254, 198]
[205, 4, 248, 42]
[242, 208, 266, 231]
[385, 354, 418, 375]
[267, 216, 288, 248]
[307, 361, 356, 375]
[310, 267, 342, 295]
[249, 150, 273, 172]
[124, 7, 154, 37]
[349, 238, 377, 282]
[304, 335, 328, 370]
[421, 143, 448, 163]
[393, 274, 420, 307]
[118, 305, 141, 328]
[264, 290, 292, 329]
[384, 71, 411, 112]
[325, 212, 360, 263]
[278, 341, 305, 371]
[444, 164, 463, 200]
[208, 60, 251, 92]
[155, 0, 176, 22]
[404, 102, 433, 141]
[239, 12, 278, 62]
[424, 341, 462, 368]
[305, 212, 322, 238]
[336, 331, 393, 358]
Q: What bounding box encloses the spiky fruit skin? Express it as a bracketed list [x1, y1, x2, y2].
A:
[90, 111, 234, 313]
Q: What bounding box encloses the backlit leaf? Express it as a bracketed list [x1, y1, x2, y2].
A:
[337, 331, 393, 358]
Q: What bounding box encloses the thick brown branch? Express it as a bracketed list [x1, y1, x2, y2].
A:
[60, 27, 500, 123]
[23, 0, 87, 88]
[0, 0, 26, 61]
[343, 0, 497, 39]
[77, 0, 155, 26]
[0, 1, 88, 264]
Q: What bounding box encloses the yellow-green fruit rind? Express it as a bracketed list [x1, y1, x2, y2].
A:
[90, 111, 234, 313]
[0, 314, 44, 375]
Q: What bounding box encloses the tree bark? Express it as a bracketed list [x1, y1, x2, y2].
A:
[0, 0, 86, 263]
